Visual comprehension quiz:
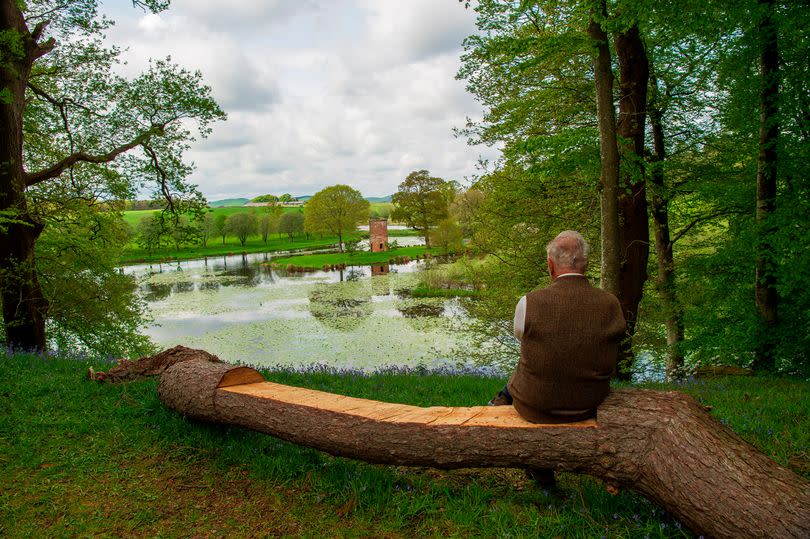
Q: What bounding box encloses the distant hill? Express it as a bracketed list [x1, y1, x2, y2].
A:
[208, 194, 392, 206]
[209, 198, 249, 207]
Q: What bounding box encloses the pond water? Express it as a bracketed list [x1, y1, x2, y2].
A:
[126, 251, 482, 370]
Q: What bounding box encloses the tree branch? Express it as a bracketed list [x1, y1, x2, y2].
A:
[142, 143, 176, 213]
[25, 127, 162, 187]
[669, 208, 747, 247]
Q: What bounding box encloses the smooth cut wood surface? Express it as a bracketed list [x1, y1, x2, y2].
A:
[220, 382, 598, 429]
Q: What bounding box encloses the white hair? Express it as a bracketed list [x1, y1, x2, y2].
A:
[546, 230, 589, 271]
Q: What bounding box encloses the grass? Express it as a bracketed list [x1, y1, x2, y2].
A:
[119, 232, 354, 265]
[121, 207, 418, 264]
[2, 351, 807, 537]
[122, 206, 303, 230]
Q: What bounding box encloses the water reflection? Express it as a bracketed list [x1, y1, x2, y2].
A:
[398, 302, 445, 318]
[141, 282, 173, 302]
[308, 280, 373, 331]
[127, 250, 481, 369]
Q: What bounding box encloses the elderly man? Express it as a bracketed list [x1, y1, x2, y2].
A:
[490, 230, 626, 486]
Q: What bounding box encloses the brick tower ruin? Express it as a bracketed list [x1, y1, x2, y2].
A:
[369, 218, 389, 252]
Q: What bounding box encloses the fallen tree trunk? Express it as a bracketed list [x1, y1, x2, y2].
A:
[158, 356, 810, 539]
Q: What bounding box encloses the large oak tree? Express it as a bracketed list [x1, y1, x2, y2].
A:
[391, 170, 455, 248]
[0, 0, 224, 351]
[304, 185, 368, 252]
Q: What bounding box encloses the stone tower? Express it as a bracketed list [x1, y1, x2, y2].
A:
[369, 218, 388, 252]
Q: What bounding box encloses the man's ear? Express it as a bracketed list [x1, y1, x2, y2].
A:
[547, 257, 554, 277]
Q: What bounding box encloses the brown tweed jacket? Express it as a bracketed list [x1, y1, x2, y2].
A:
[507, 275, 626, 423]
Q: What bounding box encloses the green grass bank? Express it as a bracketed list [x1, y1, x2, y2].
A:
[268, 246, 437, 269]
[2, 352, 807, 537]
[120, 206, 417, 265]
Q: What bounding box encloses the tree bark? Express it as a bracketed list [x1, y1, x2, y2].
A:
[159, 356, 810, 539]
[587, 5, 621, 298]
[0, 2, 49, 351]
[648, 105, 685, 380]
[753, 0, 779, 371]
[614, 25, 650, 379]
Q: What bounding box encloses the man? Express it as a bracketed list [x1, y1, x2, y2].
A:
[490, 230, 626, 485]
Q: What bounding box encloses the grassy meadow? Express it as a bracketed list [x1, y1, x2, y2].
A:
[120, 203, 402, 264]
[2, 351, 807, 537]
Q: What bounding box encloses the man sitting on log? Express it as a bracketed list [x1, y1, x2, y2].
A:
[489, 230, 626, 487]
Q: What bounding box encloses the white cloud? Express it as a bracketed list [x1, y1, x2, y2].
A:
[101, 0, 496, 201]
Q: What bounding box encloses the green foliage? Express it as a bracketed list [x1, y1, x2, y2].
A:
[0, 0, 226, 350]
[213, 213, 227, 245]
[391, 170, 456, 245]
[270, 246, 432, 269]
[278, 210, 305, 241]
[430, 217, 464, 255]
[454, 0, 810, 375]
[251, 194, 279, 203]
[224, 212, 259, 247]
[304, 185, 369, 249]
[35, 204, 154, 357]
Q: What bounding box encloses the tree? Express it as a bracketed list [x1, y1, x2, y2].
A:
[39, 202, 153, 357]
[304, 185, 368, 252]
[0, 1, 225, 351]
[450, 188, 484, 241]
[199, 213, 214, 248]
[753, 0, 779, 370]
[430, 218, 463, 254]
[279, 210, 305, 242]
[136, 214, 164, 256]
[251, 194, 279, 203]
[279, 193, 295, 203]
[587, 0, 621, 297]
[213, 213, 228, 245]
[391, 170, 454, 248]
[224, 213, 258, 247]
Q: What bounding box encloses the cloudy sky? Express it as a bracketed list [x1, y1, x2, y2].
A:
[101, 0, 498, 201]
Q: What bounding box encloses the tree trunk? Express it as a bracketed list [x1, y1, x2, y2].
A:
[614, 25, 650, 379]
[0, 3, 49, 351]
[648, 107, 685, 380]
[159, 356, 810, 539]
[753, 0, 779, 371]
[587, 5, 621, 298]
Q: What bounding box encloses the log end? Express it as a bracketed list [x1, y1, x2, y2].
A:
[159, 358, 264, 421]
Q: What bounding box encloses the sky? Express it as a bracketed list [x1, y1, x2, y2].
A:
[101, 0, 498, 201]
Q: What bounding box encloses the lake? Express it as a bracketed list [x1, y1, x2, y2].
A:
[126, 250, 486, 370]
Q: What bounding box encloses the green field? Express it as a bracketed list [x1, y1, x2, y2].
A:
[1, 351, 806, 537]
[122, 206, 303, 230]
[121, 204, 411, 264]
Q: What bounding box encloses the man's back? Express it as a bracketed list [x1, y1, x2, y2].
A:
[507, 275, 626, 423]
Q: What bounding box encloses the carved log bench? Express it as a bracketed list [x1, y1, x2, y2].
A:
[158, 358, 810, 539]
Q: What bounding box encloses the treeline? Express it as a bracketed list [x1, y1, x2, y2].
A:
[450, 0, 809, 377]
[133, 209, 308, 255]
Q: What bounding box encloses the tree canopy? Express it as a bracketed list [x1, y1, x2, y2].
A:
[304, 185, 369, 252]
[391, 170, 456, 248]
[0, 0, 225, 354]
[456, 0, 810, 376]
